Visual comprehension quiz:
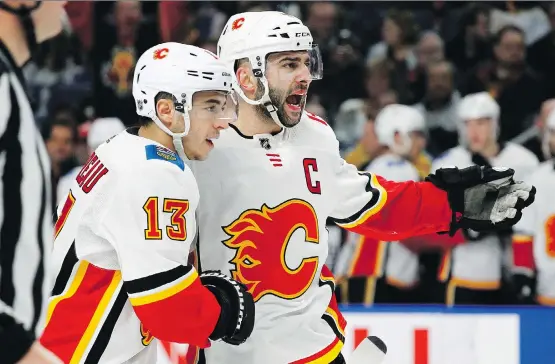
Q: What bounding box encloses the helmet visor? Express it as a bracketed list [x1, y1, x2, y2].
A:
[308, 44, 323, 80]
[188, 91, 238, 123]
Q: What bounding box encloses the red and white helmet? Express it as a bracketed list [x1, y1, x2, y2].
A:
[374, 104, 426, 156]
[133, 42, 235, 160]
[217, 11, 323, 128]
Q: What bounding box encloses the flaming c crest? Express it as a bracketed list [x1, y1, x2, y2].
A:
[153, 47, 169, 60]
[223, 199, 320, 302]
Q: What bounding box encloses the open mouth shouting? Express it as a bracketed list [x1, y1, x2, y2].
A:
[285, 89, 307, 113]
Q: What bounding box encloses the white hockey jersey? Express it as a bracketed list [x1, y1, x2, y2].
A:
[335, 153, 421, 287]
[190, 112, 455, 364]
[431, 143, 539, 290]
[512, 160, 555, 304]
[40, 129, 221, 364]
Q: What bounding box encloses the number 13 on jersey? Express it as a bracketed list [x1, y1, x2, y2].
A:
[143, 197, 190, 241]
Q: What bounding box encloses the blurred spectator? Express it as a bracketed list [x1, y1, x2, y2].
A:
[57, 117, 125, 200]
[367, 9, 420, 104]
[333, 59, 392, 150]
[92, 0, 160, 126]
[416, 31, 445, 67]
[24, 32, 91, 126]
[41, 118, 78, 209]
[414, 60, 461, 157]
[411, 30, 445, 100]
[528, 3, 555, 94]
[306, 3, 366, 121]
[489, 1, 550, 46]
[158, 1, 189, 42]
[459, 25, 549, 158]
[445, 4, 492, 74]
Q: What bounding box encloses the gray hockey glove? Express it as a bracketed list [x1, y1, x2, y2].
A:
[425, 165, 536, 237]
[200, 271, 255, 345]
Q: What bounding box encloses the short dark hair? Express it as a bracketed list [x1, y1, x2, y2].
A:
[461, 4, 491, 29]
[137, 92, 177, 127]
[384, 9, 419, 46]
[493, 24, 524, 46]
[41, 117, 77, 142]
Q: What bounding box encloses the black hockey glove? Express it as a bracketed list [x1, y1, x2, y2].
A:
[425, 166, 536, 237]
[200, 271, 255, 345]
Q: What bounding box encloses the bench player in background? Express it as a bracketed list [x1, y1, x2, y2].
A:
[512, 107, 555, 305]
[187, 11, 536, 364]
[427, 92, 539, 306]
[334, 105, 428, 305]
[39, 43, 254, 363]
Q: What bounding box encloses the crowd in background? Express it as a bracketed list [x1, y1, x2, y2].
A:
[31, 1, 555, 306]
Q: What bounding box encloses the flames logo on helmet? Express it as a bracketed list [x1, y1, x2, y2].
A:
[222, 199, 320, 302]
[232, 17, 245, 30]
[153, 48, 169, 60]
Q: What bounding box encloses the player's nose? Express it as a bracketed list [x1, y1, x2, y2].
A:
[295, 64, 312, 84]
[213, 118, 230, 130]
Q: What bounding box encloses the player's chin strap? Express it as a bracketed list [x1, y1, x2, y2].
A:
[233, 74, 286, 130]
[150, 111, 191, 162]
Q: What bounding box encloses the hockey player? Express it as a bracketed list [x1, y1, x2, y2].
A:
[429, 92, 539, 305]
[512, 108, 555, 305]
[39, 43, 255, 363]
[334, 105, 427, 305]
[189, 12, 536, 364]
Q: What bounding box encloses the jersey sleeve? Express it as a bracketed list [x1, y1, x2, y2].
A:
[97, 163, 220, 347]
[330, 157, 452, 240]
[512, 175, 537, 275]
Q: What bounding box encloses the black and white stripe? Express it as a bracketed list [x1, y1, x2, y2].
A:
[0, 41, 52, 335]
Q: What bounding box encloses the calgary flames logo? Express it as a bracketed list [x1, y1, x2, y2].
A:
[223, 199, 320, 302]
[153, 47, 169, 60]
[231, 17, 245, 30]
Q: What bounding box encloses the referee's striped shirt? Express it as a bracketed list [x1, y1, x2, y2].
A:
[0, 40, 53, 336]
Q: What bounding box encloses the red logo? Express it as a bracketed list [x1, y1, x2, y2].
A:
[231, 17, 245, 30]
[223, 199, 320, 302]
[153, 48, 169, 60]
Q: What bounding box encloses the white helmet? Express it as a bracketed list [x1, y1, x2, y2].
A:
[374, 104, 426, 156]
[87, 117, 126, 151]
[457, 92, 500, 144]
[133, 42, 235, 161]
[217, 11, 323, 128]
[543, 108, 555, 159]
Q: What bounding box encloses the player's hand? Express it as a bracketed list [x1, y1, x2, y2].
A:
[425, 166, 536, 236]
[17, 342, 63, 364]
[200, 271, 255, 345]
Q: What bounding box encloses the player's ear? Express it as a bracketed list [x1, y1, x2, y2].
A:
[236, 62, 257, 97]
[156, 98, 174, 127]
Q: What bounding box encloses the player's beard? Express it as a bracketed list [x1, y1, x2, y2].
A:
[253, 80, 306, 128]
